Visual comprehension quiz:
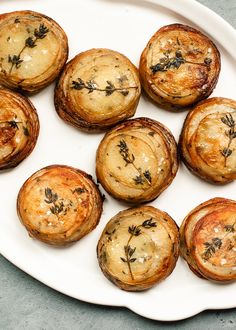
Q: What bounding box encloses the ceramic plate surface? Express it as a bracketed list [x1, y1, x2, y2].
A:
[0, 0, 236, 321]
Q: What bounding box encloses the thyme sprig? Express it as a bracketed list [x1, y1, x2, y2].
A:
[120, 218, 156, 280]
[202, 237, 222, 261]
[220, 113, 236, 166]
[8, 23, 49, 73]
[150, 50, 212, 74]
[117, 139, 152, 186]
[202, 221, 236, 261]
[0, 120, 22, 129]
[71, 78, 138, 96]
[0, 119, 29, 136]
[44, 187, 72, 217]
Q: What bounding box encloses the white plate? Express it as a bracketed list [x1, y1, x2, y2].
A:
[0, 0, 236, 321]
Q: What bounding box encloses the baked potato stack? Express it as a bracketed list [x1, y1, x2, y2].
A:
[96, 117, 178, 203]
[97, 206, 179, 291]
[17, 165, 103, 246]
[0, 88, 39, 170]
[55, 48, 141, 131]
[179, 97, 236, 183]
[180, 198, 236, 282]
[139, 24, 220, 110]
[0, 10, 68, 94]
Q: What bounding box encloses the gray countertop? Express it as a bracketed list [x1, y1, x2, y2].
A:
[1, 1, 236, 329]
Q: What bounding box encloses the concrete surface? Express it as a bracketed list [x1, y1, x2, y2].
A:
[0, 0, 236, 329]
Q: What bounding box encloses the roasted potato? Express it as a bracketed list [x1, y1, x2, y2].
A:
[180, 197, 236, 282]
[179, 97, 236, 183]
[139, 24, 220, 110]
[17, 165, 103, 246]
[96, 117, 178, 203]
[0, 10, 68, 94]
[97, 206, 179, 291]
[0, 87, 39, 170]
[54, 48, 141, 131]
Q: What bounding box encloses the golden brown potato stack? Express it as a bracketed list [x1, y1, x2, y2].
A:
[0, 10, 68, 94]
[139, 24, 220, 110]
[0, 87, 39, 170]
[17, 165, 103, 246]
[179, 97, 236, 183]
[54, 48, 141, 131]
[180, 198, 236, 282]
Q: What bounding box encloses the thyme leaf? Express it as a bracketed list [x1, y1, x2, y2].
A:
[128, 225, 141, 236]
[23, 126, 29, 136]
[34, 24, 49, 39]
[44, 187, 58, 204]
[224, 224, 235, 233]
[8, 55, 23, 69]
[143, 170, 152, 183]
[133, 175, 145, 185]
[142, 218, 157, 228]
[73, 187, 86, 194]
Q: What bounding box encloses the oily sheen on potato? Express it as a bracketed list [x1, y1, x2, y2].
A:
[54, 48, 141, 131]
[0, 10, 68, 94]
[97, 206, 180, 291]
[139, 24, 220, 110]
[96, 117, 178, 203]
[0, 87, 39, 170]
[17, 165, 103, 246]
[179, 97, 236, 183]
[180, 198, 236, 282]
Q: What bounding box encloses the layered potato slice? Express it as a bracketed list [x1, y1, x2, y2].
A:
[0, 88, 39, 170]
[96, 117, 178, 203]
[180, 198, 236, 281]
[97, 206, 179, 291]
[139, 24, 220, 110]
[0, 10, 68, 94]
[179, 97, 236, 183]
[54, 48, 141, 131]
[17, 165, 103, 246]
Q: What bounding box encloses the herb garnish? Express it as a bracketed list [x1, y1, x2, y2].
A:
[120, 218, 156, 280]
[71, 78, 137, 96]
[117, 139, 152, 186]
[150, 50, 212, 74]
[220, 113, 236, 166]
[8, 23, 49, 73]
[224, 221, 236, 233]
[202, 237, 222, 260]
[202, 221, 236, 261]
[0, 119, 29, 136]
[44, 187, 71, 217]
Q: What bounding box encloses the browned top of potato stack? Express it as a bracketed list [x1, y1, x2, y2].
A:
[180, 197, 236, 282]
[54, 48, 141, 131]
[96, 117, 178, 203]
[0, 87, 39, 170]
[97, 206, 179, 291]
[17, 165, 103, 246]
[179, 97, 236, 184]
[0, 10, 68, 94]
[139, 24, 220, 110]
